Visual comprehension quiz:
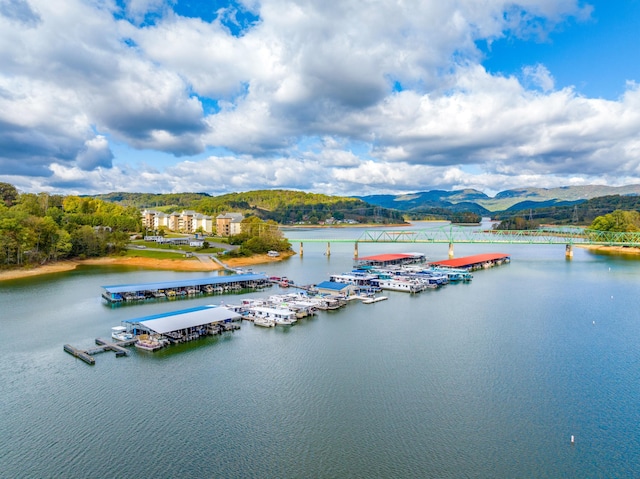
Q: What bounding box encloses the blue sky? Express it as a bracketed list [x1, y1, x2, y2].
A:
[1, 0, 640, 197]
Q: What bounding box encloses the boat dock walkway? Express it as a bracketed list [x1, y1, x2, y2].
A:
[208, 255, 237, 272]
[64, 337, 138, 365]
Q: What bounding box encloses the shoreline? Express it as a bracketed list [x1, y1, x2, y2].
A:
[4, 244, 638, 282]
[282, 222, 410, 229]
[577, 244, 640, 256]
[0, 252, 296, 282]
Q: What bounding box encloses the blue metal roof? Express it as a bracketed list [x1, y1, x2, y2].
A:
[315, 281, 350, 291]
[102, 273, 268, 293]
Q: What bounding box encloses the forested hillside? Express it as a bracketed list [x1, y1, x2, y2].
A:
[1, 183, 142, 269]
[93, 192, 211, 210]
[493, 195, 640, 229]
[98, 189, 407, 225]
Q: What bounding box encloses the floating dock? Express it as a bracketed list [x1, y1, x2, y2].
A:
[63, 337, 137, 365]
[355, 253, 426, 268]
[362, 296, 388, 304]
[64, 306, 242, 365]
[101, 273, 271, 304]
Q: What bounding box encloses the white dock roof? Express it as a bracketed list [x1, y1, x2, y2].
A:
[126, 305, 241, 334]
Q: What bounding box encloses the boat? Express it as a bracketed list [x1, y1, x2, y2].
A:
[253, 317, 276, 327]
[111, 326, 134, 341]
[329, 271, 380, 288]
[135, 338, 164, 351]
[267, 250, 280, 257]
[374, 277, 425, 293]
[248, 306, 298, 325]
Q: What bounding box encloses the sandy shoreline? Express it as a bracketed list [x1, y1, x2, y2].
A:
[577, 244, 640, 255]
[0, 252, 295, 282]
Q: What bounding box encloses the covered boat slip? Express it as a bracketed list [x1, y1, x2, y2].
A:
[355, 253, 427, 268]
[430, 253, 510, 270]
[101, 273, 271, 303]
[124, 305, 241, 340]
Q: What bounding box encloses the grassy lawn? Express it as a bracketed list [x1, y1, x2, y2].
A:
[123, 249, 197, 260]
[132, 241, 226, 254]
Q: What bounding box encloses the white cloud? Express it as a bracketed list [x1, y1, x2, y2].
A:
[76, 136, 114, 170]
[522, 64, 555, 92]
[3, 0, 640, 198]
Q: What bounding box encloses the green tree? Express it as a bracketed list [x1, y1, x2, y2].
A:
[590, 210, 640, 232]
[0, 182, 18, 207]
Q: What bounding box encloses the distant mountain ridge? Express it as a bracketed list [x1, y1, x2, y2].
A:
[358, 185, 640, 213]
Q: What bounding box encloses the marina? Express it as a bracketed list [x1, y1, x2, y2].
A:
[72, 251, 511, 364]
[100, 273, 272, 304]
[322, 253, 509, 294]
[5, 232, 640, 478]
[65, 305, 243, 364]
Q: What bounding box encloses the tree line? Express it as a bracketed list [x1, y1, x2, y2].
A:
[226, 217, 292, 256]
[0, 183, 142, 269]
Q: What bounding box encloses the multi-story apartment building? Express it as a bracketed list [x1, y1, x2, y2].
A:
[141, 209, 214, 234]
[216, 213, 244, 236]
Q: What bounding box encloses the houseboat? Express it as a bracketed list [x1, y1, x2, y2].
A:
[248, 306, 298, 325]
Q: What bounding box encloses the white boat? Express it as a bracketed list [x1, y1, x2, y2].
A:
[375, 277, 424, 293]
[248, 306, 298, 325]
[329, 271, 379, 287]
[111, 326, 134, 341]
[253, 317, 276, 327]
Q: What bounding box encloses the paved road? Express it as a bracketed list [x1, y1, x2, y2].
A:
[128, 243, 239, 271]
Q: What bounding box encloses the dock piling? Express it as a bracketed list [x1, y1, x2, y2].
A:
[565, 244, 573, 259]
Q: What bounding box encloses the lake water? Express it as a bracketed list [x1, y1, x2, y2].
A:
[2, 223, 640, 478]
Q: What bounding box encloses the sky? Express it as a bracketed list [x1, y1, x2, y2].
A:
[1, 0, 640, 198]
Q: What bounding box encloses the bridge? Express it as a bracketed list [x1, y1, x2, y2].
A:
[287, 226, 640, 258]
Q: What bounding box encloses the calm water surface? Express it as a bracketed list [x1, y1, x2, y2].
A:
[2, 224, 640, 478]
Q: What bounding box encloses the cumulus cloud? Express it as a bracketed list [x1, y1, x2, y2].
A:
[522, 64, 555, 92]
[2, 0, 640, 197]
[0, 0, 41, 27]
[76, 136, 114, 171]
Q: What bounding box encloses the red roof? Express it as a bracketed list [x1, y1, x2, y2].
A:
[357, 253, 417, 262]
[430, 253, 510, 268]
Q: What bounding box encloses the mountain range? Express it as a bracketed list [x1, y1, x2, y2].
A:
[357, 185, 640, 214]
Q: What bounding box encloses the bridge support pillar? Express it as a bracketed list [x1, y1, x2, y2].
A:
[448, 242, 454, 258]
[354, 242, 358, 259]
[326, 242, 331, 257]
[299, 242, 303, 257]
[565, 244, 573, 259]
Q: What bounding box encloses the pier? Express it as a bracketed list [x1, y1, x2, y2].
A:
[63, 337, 137, 365]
